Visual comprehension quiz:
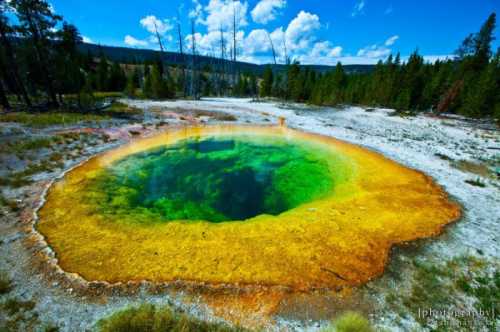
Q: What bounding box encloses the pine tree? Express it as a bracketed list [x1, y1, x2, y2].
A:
[272, 73, 283, 98]
[249, 73, 257, 97]
[108, 62, 126, 91]
[96, 54, 109, 91]
[143, 70, 152, 98]
[150, 64, 170, 99]
[461, 58, 498, 117]
[473, 13, 496, 70]
[124, 72, 136, 98]
[11, 0, 62, 107]
[260, 66, 273, 97]
[286, 62, 301, 101]
[0, 0, 31, 107]
[55, 22, 84, 103]
[80, 75, 95, 109]
[329, 62, 346, 105]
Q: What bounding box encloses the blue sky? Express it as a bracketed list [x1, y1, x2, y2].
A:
[45, 0, 500, 64]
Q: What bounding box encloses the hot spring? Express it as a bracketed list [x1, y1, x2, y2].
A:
[37, 125, 460, 289]
[82, 134, 348, 223]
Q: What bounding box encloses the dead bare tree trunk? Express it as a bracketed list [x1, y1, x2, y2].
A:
[219, 26, 226, 96]
[266, 31, 277, 65]
[177, 15, 186, 97]
[154, 22, 164, 53]
[282, 31, 289, 102]
[282, 31, 289, 65]
[232, 1, 237, 88]
[190, 19, 197, 99]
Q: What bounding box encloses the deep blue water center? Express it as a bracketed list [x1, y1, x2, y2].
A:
[86, 136, 335, 222]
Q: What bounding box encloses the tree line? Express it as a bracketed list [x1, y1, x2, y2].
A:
[1, 1, 498, 121]
[259, 13, 499, 120]
[0, 0, 258, 110]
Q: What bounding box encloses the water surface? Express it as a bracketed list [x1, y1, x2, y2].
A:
[84, 135, 345, 222]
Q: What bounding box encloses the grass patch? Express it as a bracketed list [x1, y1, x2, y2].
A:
[106, 102, 143, 116]
[0, 158, 66, 188]
[214, 113, 238, 121]
[0, 173, 32, 188]
[63, 91, 124, 104]
[42, 325, 60, 332]
[389, 255, 498, 331]
[0, 137, 55, 155]
[452, 160, 493, 178]
[0, 112, 108, 128]
[0, 273, 12, 295]
[97, 304, 247, 332]
[94, 92, 124, 100]
[435, 153, 453, 161]
[2, 298, 36, 316]
[321, 312, 374, 332]
[49, 152, 63, 163]
[465, 178, 486, 187]
[0, 195, 20, 212]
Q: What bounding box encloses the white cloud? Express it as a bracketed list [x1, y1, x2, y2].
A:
[140, 15, 173, 35]
[420, 55, 454, 63]
[296, 41, 343, 65]
[199, 0, 249, 32]
[352, 0, 365, 17]
[251, 0, 286, 24]
[184, 0, 251, 57]
[285, 11, 321, 51]
[238, 11, 322, 63]
[329, 46, 343, 57]
[186, 29, 245, 56]
[357, 44, 391, 59]
[244, 29, 271, 53]
[184, 4, 324, 64]
[269, 26, 284, 44]
[124, 35, 148, 47]
[179, 4, 411, 67]
[82, 36, 93, 44]
[186, 31, 220, 54]
[385, 35, 399, 46]
[310, 41, 342, 57]
[189, 0, 203, 21]
[354, 35, 398, 61]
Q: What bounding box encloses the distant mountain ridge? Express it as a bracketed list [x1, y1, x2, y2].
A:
[78, 43, 375, 75]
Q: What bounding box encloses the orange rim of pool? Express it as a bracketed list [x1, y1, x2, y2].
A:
[37, 125, 461, 290]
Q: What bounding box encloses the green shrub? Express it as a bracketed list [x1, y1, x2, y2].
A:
[0, 112, 107, 128]
[107, 102, 143, 116]
[2, 298, 36, 315]
[465, 178, 486, 187]
[97, 304, 246, 332]
[43, 325, 60, 332]
[321, 312, 374, 332]
[0, 273, 12, 294]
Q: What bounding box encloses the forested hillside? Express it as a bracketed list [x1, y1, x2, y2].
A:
[260, 13, 499, 120]
[0, 0, 498, 121]
[78, 43, 375, 76]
